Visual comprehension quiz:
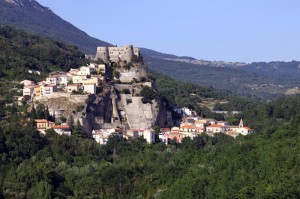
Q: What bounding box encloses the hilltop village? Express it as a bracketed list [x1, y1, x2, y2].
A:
[20, 45, 253, 145]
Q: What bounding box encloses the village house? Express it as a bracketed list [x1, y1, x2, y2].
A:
[52, 125, 71, 136]
[23, 86, 35, 96]
[20, 80, 35, 86]
[83, 83, 96, 94]
[72, 75, 87, 84]
[46, 77, 57, 86]
[35, 119, 55, 133]
[77, 66, 95, 76]
[167, 132, 185, 143]
[67, 84, 82, 93]
[57, 75, 72, 85]
[143, 129, 156, 144]
[92, 128, 122, 145]
[34, 85, 41, 97]
[43, 85, 56, 96]
[22, 81, 36, 96]
[67, 68, 79, 76]
[82, 76, 100, 86]
[206, 124, 230, 134]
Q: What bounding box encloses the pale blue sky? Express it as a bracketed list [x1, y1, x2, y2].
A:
[36, 0, 300, 63]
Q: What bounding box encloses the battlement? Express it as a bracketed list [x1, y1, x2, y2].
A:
[95, 45, 140, 63]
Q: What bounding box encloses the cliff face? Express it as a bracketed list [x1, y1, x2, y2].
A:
[83, 90, 113, 136]
[155, 100, 174, 128]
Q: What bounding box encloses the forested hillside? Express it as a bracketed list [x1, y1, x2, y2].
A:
[144, 56, 300, 99]
[0, 26, 88, 81]
[0, 94, 300, 198]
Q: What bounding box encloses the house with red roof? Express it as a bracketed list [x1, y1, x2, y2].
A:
[52, 125, 71, 136]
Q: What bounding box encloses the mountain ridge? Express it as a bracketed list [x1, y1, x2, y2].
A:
[0, 0, 112, 54]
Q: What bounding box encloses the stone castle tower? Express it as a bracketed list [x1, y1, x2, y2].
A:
[95, 45, 139, 63]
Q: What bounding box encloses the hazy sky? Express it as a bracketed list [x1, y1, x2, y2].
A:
[36, 0, 300, 63]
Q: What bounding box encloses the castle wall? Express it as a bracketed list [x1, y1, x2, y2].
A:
[95, 45, 139, 63]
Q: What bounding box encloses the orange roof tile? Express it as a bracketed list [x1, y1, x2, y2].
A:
[35, 119, 48, 123]
[207, 124, 225, 128]
[243, 127, 252, 130]
[52, 125, 70, 129]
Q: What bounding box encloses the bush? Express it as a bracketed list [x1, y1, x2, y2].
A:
[140, 86, 157, 104]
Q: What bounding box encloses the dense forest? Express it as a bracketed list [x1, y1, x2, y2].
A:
[0, 26, 88, 81]
[0, 94, 300, 198]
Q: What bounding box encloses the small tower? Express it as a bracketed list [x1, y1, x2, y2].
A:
[123, 45, 134, 63]
[95, 47, 109, 63]
[239, 119, 244, 128]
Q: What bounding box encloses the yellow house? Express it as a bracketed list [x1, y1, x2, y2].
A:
[35, 119, 55, 130]
[35, 85, 41, 96]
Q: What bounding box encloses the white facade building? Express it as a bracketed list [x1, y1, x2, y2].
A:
[143, 129, 156, 144]
[83, 83, 96, 94]
[52, 125, 71, 136]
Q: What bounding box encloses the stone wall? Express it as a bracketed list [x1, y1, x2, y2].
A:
[95, 45, 140, 63]
[121, 94, 158, 129]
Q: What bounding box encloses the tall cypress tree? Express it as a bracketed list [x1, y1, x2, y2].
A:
[30, 104, 37, 120]
[45, 105, 50, 121]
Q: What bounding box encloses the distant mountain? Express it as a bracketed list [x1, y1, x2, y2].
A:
[0, 0, 112, 54]
[143, 51, 300, 99]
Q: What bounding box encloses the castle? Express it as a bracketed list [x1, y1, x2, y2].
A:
[95, 45, 140, 63]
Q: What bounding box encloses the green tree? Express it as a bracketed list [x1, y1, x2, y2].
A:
[30, 104, 37, 119]
[140, 86, 157, 104]
[72, 120, 83, 138]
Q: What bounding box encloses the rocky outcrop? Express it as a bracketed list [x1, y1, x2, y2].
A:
[155, 100, 174, 128]
[82, 89, 113, 136]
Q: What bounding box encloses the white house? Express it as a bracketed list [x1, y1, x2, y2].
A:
[83, 83, 96, 94]
[23, 87, 35, 96]
[57, 75, 72, 85]
[206, 124, 228, 133]
[20, 80, 35, 86]
[77, 66, 94, 76]
[46, 77, 57, 86]
[182, 107, 193, 116]
[92, 129, 119, 145]
[43, 85, 56, 96]
[143, 129, 156, 144]
[158, 133, 168, 144]
[67, 84, 81, 93]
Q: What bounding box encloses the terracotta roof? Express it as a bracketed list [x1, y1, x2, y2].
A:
[207, 124, 225, 128]
[52, 125, 70, 129]
[35, 119, 48, 123]
[243, 127, 252, 130]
